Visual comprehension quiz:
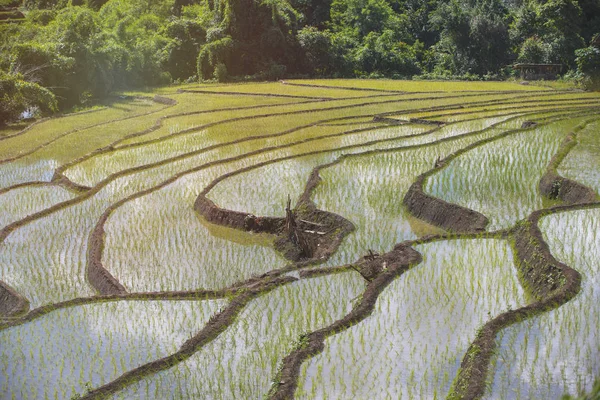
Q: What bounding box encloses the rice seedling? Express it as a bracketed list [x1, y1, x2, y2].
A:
[0, 80, 598, 399]
[486, 209, 600, 399]
[425, 116, 597, 230]
[0, 299, 225, 399]
[110, 274, 365, 399]
[0, 185, 75, 228]
[558, 120, 600, 194]
[287, 79, 554, 92]
[297, 239, 526, 399]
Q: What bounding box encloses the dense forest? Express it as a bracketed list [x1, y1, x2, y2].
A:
[0, 0, 599, 121]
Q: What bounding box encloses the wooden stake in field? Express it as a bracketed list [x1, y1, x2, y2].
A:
[285, 195, 311, 257]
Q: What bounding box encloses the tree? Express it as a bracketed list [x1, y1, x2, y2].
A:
[0, 71, 57, 125]
[575, 35, 600, 90]
[517, 36, 547, 63]
[430, 0, 510, 76]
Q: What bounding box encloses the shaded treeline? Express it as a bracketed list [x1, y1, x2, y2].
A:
[1, 0, 599, 121]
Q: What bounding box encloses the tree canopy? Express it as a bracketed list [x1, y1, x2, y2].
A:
[1, 0, 599, 122]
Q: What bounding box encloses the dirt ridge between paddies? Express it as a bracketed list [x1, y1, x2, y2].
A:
[0, 95, 175, 165]
[0, 279, 29, 318]
[58, 89, 572, 180]
[402, 114, 600, 233]
[0, 289, 230, 331]
[77, 276, 297, 400]
[1, 100, 528, 298]
[1, 103, 592, 301]
[268, 243, 423, 399]
[448, 201, 600, 400]
[1, 107, 593, 309]
[195, 155, 355, 263]
[82, 111, 550, 294]
[1, 108, 422, 243]
[539, 123, 599, 204]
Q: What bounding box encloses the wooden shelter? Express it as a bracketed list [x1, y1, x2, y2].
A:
[513, 63, 563, 80]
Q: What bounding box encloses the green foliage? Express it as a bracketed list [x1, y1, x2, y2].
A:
[197, 36, 234, 81]
[518, 36, 548, 63]
[7, 0, 600, 114]
[298, 26, 334, 75]
[430, 0, 510, 76]
[213, 62, 228, 82]
[575, 42, 600, 90]
[0, 70, 57, 124]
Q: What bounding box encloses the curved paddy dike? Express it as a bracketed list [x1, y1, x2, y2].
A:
[81, 101, 552, 285]
[283, 81, 556, 95]
[268, 227, 510, 399]
[2, 101, 415, 243]
[0, 95, 174, 165]
[188, 106, 565, 261]
[539, 125, 598, 204]
[267, 109, 598, 399]
[0, 280, 29, 318]
[2, 90, 596, 393]
[51, 96, 335, 180]
[0, 96, 591, 312]
[268, 243, 423, 400]
[179, 88, 334, 100]
[402, 111, 600, 233]
[448, 202, 600, 400]
[0, 181, 56, 196]
[382, 98, 600, 124]
[79, 107, 564, 293]
[79, 276, 297, 400]
[4, 100, 518, 298]
[6, 95, 589, 212]
[84, 121, 443, 291]
[2, 106, 593, 307]
[58, 89, 572, 179]
[195, 160, 355, 263]
[0, 288, 231, 331]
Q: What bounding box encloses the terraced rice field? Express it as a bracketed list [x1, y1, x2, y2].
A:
[0, 80, 599, 400]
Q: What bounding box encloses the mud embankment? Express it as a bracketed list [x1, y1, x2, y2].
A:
[539, 133, 597, 204]
[0, 280, 29, 317]
[404, 176, 489, 233]
[194, 179, 354, 264]
[448, 206, 587, 400]
[87, 217, 127, 296]
[80, 276, 296, 400]
[269, 244, 422, 399]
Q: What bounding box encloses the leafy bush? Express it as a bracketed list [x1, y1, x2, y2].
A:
[575, 42, 600, 90]
[0, 71, 57, 124]
[518, 36, 548, 63]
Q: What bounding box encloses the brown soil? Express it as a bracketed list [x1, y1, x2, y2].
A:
[401, 111, 598, 234]
[0, 280, 29, 317]
[194, 166, 354, 263]
[404, 176, 489, 233]
[152, 95, 177, 105]
[87, 216, 127, 296]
